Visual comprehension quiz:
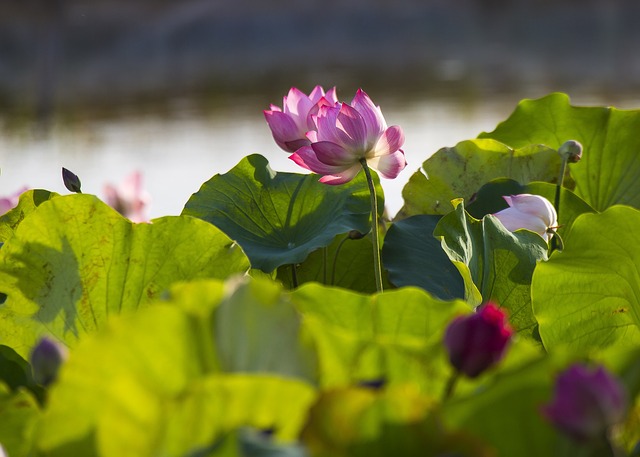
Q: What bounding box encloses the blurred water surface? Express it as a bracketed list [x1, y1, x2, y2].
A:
[1, 96, 524, 219]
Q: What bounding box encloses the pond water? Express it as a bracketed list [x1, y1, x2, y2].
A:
[0, 95, 624, 219]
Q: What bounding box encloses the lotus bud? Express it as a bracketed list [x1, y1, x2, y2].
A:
[558, 140, 583, 163]
[493, 194, 558, 242]
[62, 167, 82, 193]
[542, 364, 627, 443]
[443, 302, 513, 378]
[30, 336, 68, 386]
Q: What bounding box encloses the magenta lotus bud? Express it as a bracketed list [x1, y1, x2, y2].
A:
[443, 302, 513, 378]
[30, 336, 68, 386]
[493, 194, 558, 242]
[542, 364, 627, 443]
[558, 140, 583, 163]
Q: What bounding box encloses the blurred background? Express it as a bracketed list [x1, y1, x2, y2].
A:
[1, 0, 639, 218]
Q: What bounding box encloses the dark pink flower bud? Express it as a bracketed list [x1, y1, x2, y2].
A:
[443, 302, 513, 378]
[542, 364, 627, 443]
[30, 336, 68, 386]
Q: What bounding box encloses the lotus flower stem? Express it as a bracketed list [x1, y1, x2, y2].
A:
[290, 264, 299, 288]
[360, 158, 383, 292]
[322, 247, 328, 284]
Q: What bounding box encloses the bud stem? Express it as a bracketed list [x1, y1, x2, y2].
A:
[290, 264, 298, 288]
[443, 372, 460, 401]
[360, 159, 383, 293]
[551, 156, 568, 252]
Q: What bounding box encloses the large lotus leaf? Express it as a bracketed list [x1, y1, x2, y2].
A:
[398, 139, 562, 217]
[442, 354, 577, 457]
[0, 384, 40, 457]
[214, 276, 318, 383]
[0, 194, 249, 357]
[291, 284, 470, 392]
[276, 233, 380, 293]
[182, 154, 383, 273]
[37, 295, 317, 457]
[433, 201, 549, 340]
[0, 189, 57, 243]
[532, 206, 640, 351]
[465, 179, 596, 241]
[479, 92, 640, 211]
[302, 386, 493, 457]
[382, 215, 465, 300]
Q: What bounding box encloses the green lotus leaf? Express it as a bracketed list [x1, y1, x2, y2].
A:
[214, 276, 318, 383]
[0, 194, 249, 357]
[291, 284, 470, 392]
[302, 386, 493, 457]
[399, 139, 561, 217]
[0, 189, 57, 243]
[0, 345, 44, 403]
[276, 233, 380, 293]
[433, 201, 549, 340]
[37, 288, 317, 456]
[382, 215, 465, 300]
[0, 383, 41, 457]
[182, 154, 382, 273]
[442, 354, 571, 457]
[479, 92, 640, 211]
[532, 206, 640, 351]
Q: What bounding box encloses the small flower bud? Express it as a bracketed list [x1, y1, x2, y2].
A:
[443, 302, 513, 378]
[62, 167, 82, 193]
[30, 336, 68, 386]
[493, 194, 558, 242]
[558, 140, 583, 163]
[348, 230, 365, 240]
[542, 364, 627, 443]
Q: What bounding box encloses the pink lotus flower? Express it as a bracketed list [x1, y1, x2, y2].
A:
[443, 302, 513, 378]
[264, 86, 338, 153]
[493, 194, 557, 242]
[290, 89, 407, 185]
[0, 187, 28, 216]
[103, 171, 151, 223]
[542, 364, 627, 442]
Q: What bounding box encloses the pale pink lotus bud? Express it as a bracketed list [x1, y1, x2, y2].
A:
[290, 89, 407, 185]
[443, 302, 513, 378]
[264, 86, 339, 153]
[0, 187, 28, 216]
[542, 364, 627, 443]
[103, 171, 151, 223]
[493, 194, 557, 242]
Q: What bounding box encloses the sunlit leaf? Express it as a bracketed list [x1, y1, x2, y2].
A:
[182, 154, 382, 272]
[480, 92, 640, 211]
[433, 201, 549, 340]
[0, 189, 57, 243]
[399, 140, 561, 217]
[214, 276, 318, 383]
[37, 284, 317, 457]
[291, 284, 470, 391]
[0, 194, 249, 357]
[532, 206, 640, 351]
[0, 383, 41, 457]
[302, 385, 493, 457]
